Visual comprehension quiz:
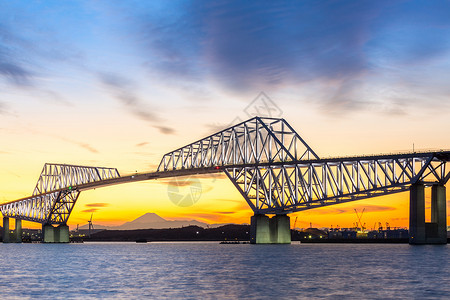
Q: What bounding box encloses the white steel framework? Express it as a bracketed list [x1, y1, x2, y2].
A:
[0, 117, 448, 224]
[157, 117, 319, 171]
[225, 153, 448, 214]
[0, 164, 119, 224]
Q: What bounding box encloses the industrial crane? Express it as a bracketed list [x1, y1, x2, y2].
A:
[354, 208, 365, 232]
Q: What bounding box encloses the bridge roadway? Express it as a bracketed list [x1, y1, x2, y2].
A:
[2, 167, 223, 206]
[1, 116, 449, 244]
[5, 150, 449, 207]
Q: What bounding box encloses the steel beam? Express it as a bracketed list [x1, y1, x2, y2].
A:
[0, 117, 448, 226]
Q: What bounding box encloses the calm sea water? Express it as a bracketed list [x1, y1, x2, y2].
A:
[0, 242, 449, 299]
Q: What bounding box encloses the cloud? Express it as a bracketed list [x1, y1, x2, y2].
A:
[391, 217, 407, 221]
[0, 101, 9, 115]
[0, 61, 33, 86]
[54, 136, 99, 154]
[112, 1, 450, 113]
[319, 204, 396, 215]
[81, 208, 99, 213]
[126, 1, 382, 87]
[98, 72, 176, 134]
[85, 203, 110, 208]
[0, 21, 72, 106]
[136, 142, 149, 147]
[187, 213, 224, 222]
[79, 143, 99, 154]
[163, 178, 200, 187]
[0, 25, 34, 86]
[153, 125, 175, 135]
[81, 203, 109, 213]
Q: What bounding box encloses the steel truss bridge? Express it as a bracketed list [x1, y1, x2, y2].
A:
[1, 117, 449, 226]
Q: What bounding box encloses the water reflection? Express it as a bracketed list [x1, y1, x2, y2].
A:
[0, 243, 448, 299]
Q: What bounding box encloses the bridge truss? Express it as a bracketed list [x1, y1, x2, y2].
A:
[225, 153, 448, 214]
[157, 117, 319, 171]
[0, 117, 449, 224]
[158, 117, 449, 214]
[0, 164, 120, 224]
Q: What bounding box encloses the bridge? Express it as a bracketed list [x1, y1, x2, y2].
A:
[1, 117, 449, 244]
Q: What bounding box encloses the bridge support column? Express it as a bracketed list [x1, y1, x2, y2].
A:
[42, 224, 55, 243]
[410, 184, 426, 244]
[250, 214, 291, 244]
[2, 217, 10, 243]
[13, 219, 22, 243]
[430, 184, 447, 244]
[55, 224, 69, 243]
[251, 215, 270, 244]
[42, 224, 70, 243]
[409, 183, 447, 245]
[271, 215, 291, 244]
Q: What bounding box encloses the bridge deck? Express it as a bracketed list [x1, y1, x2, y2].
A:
[2, 150, 448, 207]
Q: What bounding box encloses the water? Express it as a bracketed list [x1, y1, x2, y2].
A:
[0, 242, 449, 299]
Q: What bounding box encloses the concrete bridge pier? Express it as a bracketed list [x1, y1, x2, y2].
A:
[431, 184, 447, 243]
[14, 219, 22, 243]
[2, 217, 22, 243]
[250, 214, 291, 244]
[42, 224, 69, 243]
[2, 217, 10, 243]
[409, 183, 447, 245]
[56, 224, 70, 243]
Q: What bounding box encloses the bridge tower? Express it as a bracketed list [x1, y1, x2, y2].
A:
[157, 117, 319, 244]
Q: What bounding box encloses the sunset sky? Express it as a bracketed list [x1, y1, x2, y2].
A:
[1, 1, 449, 229]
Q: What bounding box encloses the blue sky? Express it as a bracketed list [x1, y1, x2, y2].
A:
[2, 1, 450, 118]
[1, 1, 450, 226]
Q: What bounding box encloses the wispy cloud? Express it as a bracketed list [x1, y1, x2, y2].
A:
[82, 208, 99, 213]
[162, 178, 200, 187]
[318, 204, 396, 215]
[81, 203, 109, 213]
[55, 136, 99, 154]
[0, 25, 34, 86]
[153, 125, 175, 135]
[98, 72, 175, 134]
[0, 101, 9, 115]
[85, 203, 110, 208]
[0, 19, 73, 106]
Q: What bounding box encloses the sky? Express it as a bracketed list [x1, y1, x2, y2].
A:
[1, 0, 450, 229]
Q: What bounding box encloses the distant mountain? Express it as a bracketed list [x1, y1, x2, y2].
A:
[79, 213, 210, 230]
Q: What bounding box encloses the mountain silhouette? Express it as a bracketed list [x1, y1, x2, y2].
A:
[79, 212, 209, 230]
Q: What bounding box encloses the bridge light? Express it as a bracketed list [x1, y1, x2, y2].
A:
[68, 186, 72, 190]
[214, 166, 220, 170]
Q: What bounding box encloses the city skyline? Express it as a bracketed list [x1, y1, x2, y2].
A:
[1, 1, 449, 229]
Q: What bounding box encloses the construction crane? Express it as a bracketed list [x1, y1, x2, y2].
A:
[293, 216, 298, 230]
[354, 208, 365, 231]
